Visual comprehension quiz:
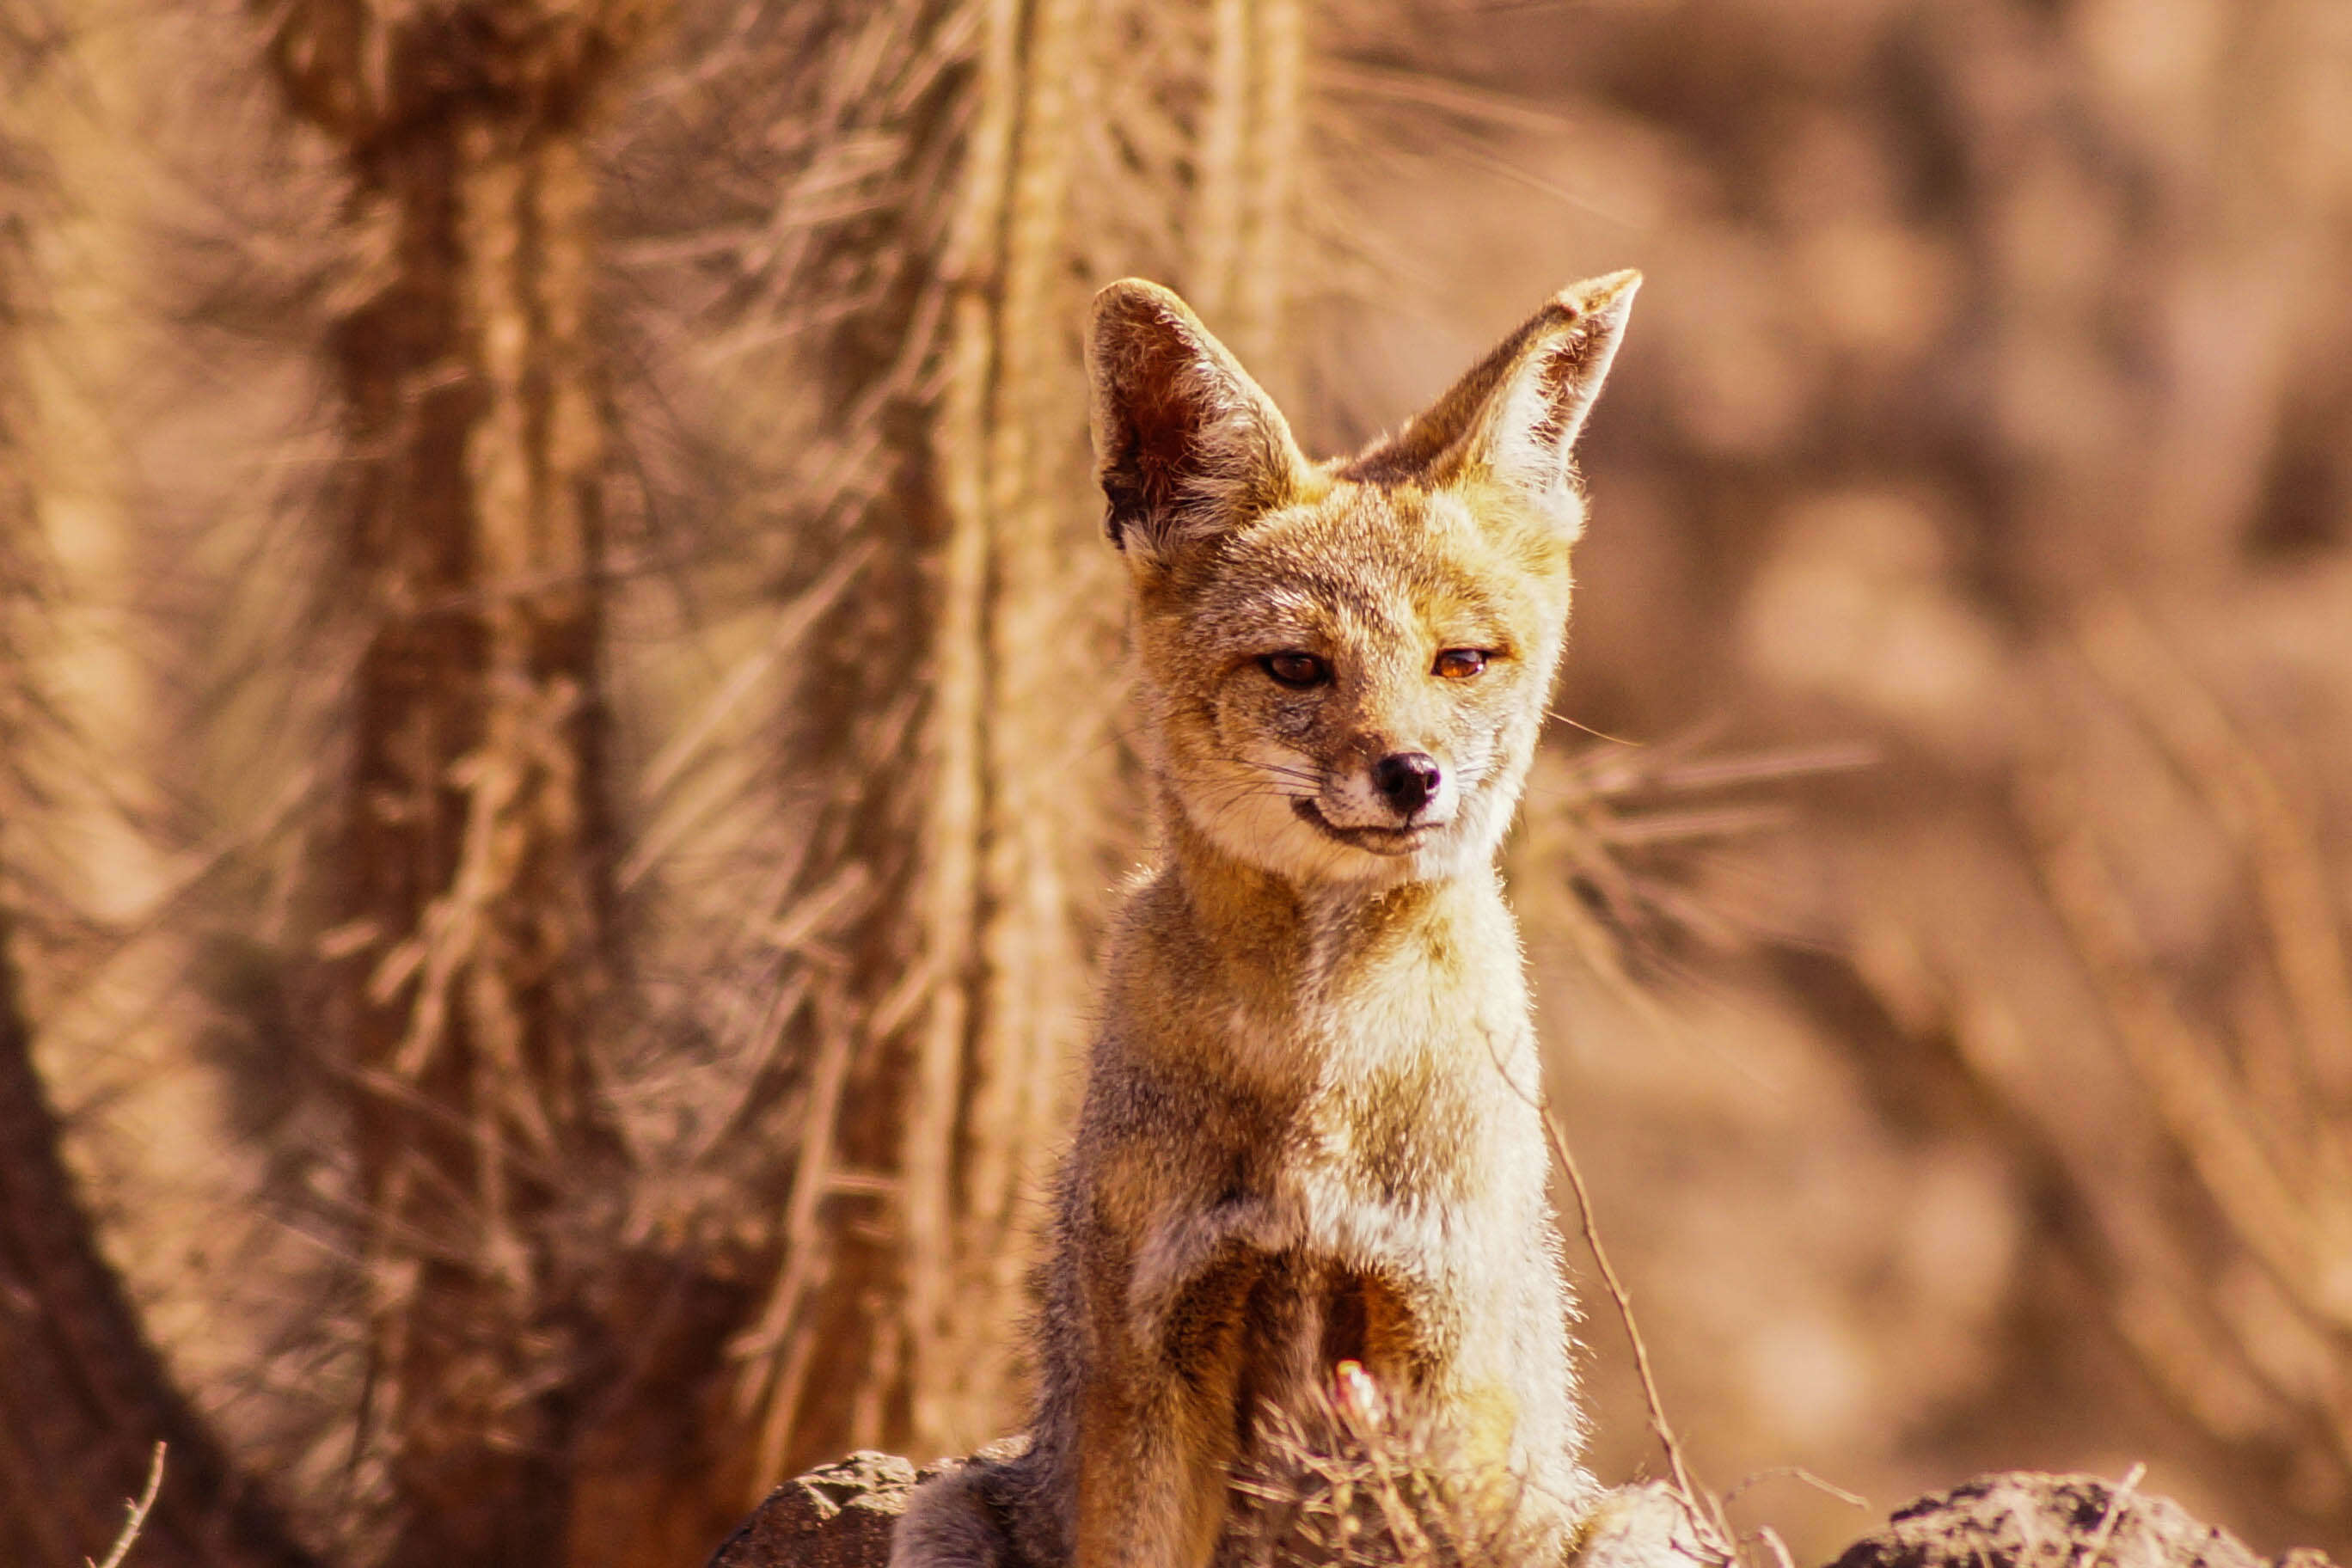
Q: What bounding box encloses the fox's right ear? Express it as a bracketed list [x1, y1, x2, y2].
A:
[1086, 279, 1311, 561]
[1343, 269, 1638, 540]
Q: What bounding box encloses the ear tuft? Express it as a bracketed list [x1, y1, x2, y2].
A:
[1086, 279, 1309, 559]
[1339, 269, 1639, 532]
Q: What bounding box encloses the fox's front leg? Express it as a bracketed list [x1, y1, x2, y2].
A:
[1071, 1204, 1279, 1568]
[1070, 1368, 1239, 1568]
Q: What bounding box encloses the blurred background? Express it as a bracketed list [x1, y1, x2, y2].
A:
[1, 1, 2348, 1566]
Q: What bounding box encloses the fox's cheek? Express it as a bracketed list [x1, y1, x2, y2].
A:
[1431, 708, 1506, 777]
[1270, 706, 1323, 747]
[1216, 687, 1323, 751]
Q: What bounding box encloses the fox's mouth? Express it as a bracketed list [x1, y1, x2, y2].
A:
[1291, 798, 1440, 856]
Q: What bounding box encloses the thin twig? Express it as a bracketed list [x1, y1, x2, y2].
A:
[88, 1442, 165, 1568]
[2072, 1462, 2145, 1568]
[1748, 1524, 1799, 1568]
[1722, 1466, 1870, 1512]
[1540, 1106, 1732, 1559]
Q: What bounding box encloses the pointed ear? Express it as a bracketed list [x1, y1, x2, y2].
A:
[1341, 269, 1638, 536]
[1087, 279, 1312, 560]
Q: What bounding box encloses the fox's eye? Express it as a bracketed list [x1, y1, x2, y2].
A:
[1261, 652, 1330, 689]
[1434, 649, 1489, 679]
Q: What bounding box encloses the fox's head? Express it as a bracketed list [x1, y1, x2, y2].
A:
[1087, 271, 1638, 888]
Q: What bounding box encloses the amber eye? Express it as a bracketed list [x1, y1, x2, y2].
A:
[1434, 648, 1489, 679]
[1261, 652, 1331, 689]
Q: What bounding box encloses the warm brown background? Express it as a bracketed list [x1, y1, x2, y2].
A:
[1, 2, 2347, 1567]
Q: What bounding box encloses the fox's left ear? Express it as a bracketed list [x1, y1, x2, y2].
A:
[1344, 269, 1639, 539]
[1087, 279, 1312, 562]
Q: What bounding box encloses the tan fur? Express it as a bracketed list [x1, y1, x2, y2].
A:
[891, 269, 1640, 1568]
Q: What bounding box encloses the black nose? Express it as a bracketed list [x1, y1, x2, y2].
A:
[1371, 751, 1441, 816]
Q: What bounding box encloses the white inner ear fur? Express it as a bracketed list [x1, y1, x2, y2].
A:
[1125, 370, 1290, 564]
[1474, 324, 1626, 542]
[1176, 359, 1278, 511]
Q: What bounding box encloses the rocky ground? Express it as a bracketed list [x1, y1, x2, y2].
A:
[706, 1459, 2340, 1568]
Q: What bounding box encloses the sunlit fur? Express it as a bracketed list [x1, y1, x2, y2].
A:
[1131, 478, 1577, 889]
[891, 270, 1639, 1568]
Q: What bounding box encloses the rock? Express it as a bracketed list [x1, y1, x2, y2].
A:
[705, 1451, 925, 1568]
[1830, 1473, 2337, 1568]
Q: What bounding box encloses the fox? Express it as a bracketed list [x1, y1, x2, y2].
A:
[890, 267, 1660, 1568]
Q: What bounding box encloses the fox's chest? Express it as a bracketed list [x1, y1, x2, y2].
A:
[1292, 1046, 1488, 1210]
[1303, 956, 1535, 1170]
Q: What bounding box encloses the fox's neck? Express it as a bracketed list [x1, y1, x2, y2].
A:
[1157, 793, 1506, 996]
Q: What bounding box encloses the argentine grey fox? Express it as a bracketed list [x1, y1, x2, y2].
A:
[891, 268, 1645, 1568]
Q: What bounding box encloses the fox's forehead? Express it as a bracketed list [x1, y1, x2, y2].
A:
[1168, 481, 1568, 650]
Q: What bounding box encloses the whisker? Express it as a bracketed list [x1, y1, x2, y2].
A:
[1164, 775, 1315, 810]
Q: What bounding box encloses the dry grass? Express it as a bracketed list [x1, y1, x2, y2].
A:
[2016, 603, 2352, 1493]
[1225, 1366, 1575, 1568]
